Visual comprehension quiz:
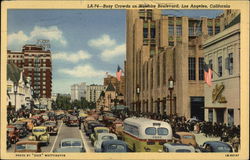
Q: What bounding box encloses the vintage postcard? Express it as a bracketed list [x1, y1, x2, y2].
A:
[1, 0, 249, 160]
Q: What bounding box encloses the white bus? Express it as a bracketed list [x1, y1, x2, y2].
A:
[123, 117, 173, 152]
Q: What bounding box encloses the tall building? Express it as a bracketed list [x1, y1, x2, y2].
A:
[203, 10, 240, 125]
[7, 44, 52, 98]
[86, 84, 106, 102]
[125, 9, 225, 119]
[70, 82, 87, 101]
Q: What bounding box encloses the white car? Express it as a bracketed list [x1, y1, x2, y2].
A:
[163, 143, 196, 152]
[94, 133, 117, 152]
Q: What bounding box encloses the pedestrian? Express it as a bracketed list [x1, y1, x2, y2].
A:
[78, 117, 82, 129]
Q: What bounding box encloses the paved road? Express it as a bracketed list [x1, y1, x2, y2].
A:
[7, 121, 94, 152]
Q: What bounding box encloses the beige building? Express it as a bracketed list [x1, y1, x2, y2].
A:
[203, 13, 240, 125]
[86, 84, 106, 103]
[125, 9, 225, 120]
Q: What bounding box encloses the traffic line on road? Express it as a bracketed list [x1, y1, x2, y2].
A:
[79, 128, 91, 152]
[50, 122, 63, 152]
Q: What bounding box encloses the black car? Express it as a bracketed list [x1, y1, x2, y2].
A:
[200, 141, 233, 152]
[101, 140, 128, 152]
[86, 122, 105, 137]
[13, 121, 29, 138]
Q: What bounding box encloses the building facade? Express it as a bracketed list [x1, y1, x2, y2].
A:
[7, 64, 33, 111]
[7, 44, 52, 98]
[125, 9, 225, 119]
[86, 84, 106, 103]
[104, 74, 125, 96]
[70, 82, 87, 101]
[203, 15, 240, 125]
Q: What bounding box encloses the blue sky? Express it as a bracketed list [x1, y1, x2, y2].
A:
[7, 9, 223, 94]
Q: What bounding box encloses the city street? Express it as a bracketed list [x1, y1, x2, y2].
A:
[8, 121, 94, 153]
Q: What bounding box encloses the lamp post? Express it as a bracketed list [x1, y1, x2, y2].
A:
[168, 76, 174, 117]
[136, 85, 140, 113]
[14, 83, 18, 111]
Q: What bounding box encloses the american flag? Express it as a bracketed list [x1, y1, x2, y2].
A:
[116, 65, 122, 81]
[204, 63, 212, 86]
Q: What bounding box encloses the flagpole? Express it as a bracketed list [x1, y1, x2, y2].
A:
[210, 69, 220, 77]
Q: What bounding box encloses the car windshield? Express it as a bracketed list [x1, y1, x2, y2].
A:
[183, 135, 193, 139]
[216, 146, 231, 152]
[145, 127, 156, 135]
[33, 129, 45, 132]
[7, 128, 14, 131]
[97, 129, 108, 133]
[107, 144, 125, 151]
[16, 144, 37, 150]
[45, 122, 56, 126]
[62, 141, 81, 147]
[158, 128, 168, 135]
[176, 149, 192, 152]
[102, 136, 115, 141]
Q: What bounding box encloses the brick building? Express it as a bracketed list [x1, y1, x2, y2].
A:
[7, 44, 52, 98]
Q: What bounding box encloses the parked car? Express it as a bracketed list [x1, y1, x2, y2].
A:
[100, 140, 128, 152]
[200, 141, 233, 152]
[86, 122, 105, 137]
[110, 121, 123, 139]
[13, 121, 29, 138]
[66, 116, 79, 127]
[103, 112, 116, 121]
[15, 141, 41, 152]
[44, 121, 58, 135]
[163, 143, 196, 152]
[83, 118, 97, 132]
[90, 127, 110, 145]
[58, 138, 85, 152]
[28, 126, 50, 145]
[94, 133, 117, 152]
[174, 132, 198, 147]
[53, 147, 84, 153]
[7, 125, 19, 144]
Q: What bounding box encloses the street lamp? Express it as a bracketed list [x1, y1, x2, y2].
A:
[136, 85, 140, 113]
[14, 83, 18, 111]
[168, 76, 174, 117]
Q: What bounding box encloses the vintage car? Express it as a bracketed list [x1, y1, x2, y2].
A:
[100, 140, 128, 152]
[90, 127, 110, 145]
[66, 116, 79, 127]
[110, 121, 123, 139]
[200, 141, 233, 152]
[86, 122, 105, 137]
[53, 147, 84, 153]
[28, 126, 50, 145]
[163, 143, 196, 152]
[13, 121, 29, 138]
[175, 132, 198, 147]
[7, 125, 19, 144]
[103, 112, 116, 121]
[19, 118, 35, 131]
[94, 133, 118, 152]
[15, 141, 41, 152]
[58, 138, 85, 152]
[83, 116, 96, 131]
[44, 121, 58, 135]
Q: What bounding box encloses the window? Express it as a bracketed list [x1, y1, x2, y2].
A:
[199, 58, 204, 80]
[143, 22, 148, 38]
[145, 127, 156, 135]
[196, 26, 202, 35]
[157, 128, 168, 135]
[188, 57, 196, 80]
[228, 53, 233, 75]
[208, 109, 213, 122]
[150, 23, 156, 38]
[176, 25, 182, 36]
[189, 26, 194, 36]
[218, 56, 222, 77]
[162, 53, 166, 85]
[208, 26, 213, 35]
[168, 25, 174, 36]
[215, 27, 220, 34]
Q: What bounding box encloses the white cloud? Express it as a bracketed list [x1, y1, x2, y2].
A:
[8, 25, 67, 50]
[52, 50, 91, 63]
[100, 44, 126, 62]
[88, 34, 116, 48]
[58, 64, 106, 78]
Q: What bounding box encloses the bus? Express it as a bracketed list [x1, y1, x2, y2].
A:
[122, 117, 173, 152]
